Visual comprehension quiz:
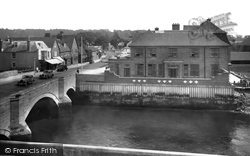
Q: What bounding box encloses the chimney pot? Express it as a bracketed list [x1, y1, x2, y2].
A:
[172, 23, 180, 30]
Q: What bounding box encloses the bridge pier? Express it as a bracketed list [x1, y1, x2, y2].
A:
[58, 97, 72, 117]
[9, 95, 31, 141]
[58, 77, 72, 117]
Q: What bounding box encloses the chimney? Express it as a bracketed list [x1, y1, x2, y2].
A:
[27, 37, 30, 51]
[44, 33, 51, 37]
[0, 39, 2, 52]
[172, 23, 180, 30]
[155, 27, 159, 31]
[57, 31, 64, 40]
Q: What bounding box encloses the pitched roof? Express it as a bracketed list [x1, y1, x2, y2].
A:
[129, 31, 230, 47]
[11, 37, 56, 48]
[241, 37, 250, 45]
[56, 39, 71, 52]
[3, 41, 48, 52]
[62, 35, 76, 49]
[130, 19, 230, 47]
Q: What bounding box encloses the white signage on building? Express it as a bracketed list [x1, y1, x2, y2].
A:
[188, 12, 237, 35]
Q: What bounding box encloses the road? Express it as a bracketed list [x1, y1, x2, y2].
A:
[0, 62, 108, 101]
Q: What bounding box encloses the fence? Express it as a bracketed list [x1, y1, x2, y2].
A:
[79, 82, 234, 98]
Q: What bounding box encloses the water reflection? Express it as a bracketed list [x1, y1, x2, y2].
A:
[28, 106, 250, 156]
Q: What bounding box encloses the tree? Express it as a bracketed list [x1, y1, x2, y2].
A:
[95, 36, 109, 50]
[110, 31, 121, 49]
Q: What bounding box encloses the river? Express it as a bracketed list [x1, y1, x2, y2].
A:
[28, 105, 250, 156]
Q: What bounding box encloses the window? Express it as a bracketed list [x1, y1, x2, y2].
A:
[211, 64, 220, 77]
[41, 51, 46, 60]
[134, 48, 143, 57]
[190, 48, 199, 57]
[136, 64, 144, 76]
[183, 64, 189, 77]
[169, 48, 178, 58]
[190, 64, 199, 77]
[12, 62, 16, 68]
[148, 64, 156, 77]
[124, 67, 131, 77]
[147, 48, 156, 57]
[115, 64, 120, 75]
[11, 53, 16, 59]
[210, 48, 219, 57]
[158, 64, 164, 77]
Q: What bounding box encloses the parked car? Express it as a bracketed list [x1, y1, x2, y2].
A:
[57, 65, 68, 72]
[39, 70, 54, 79]
[17, 75, 34, 86]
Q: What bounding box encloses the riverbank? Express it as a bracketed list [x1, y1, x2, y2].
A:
[234, 87, 250, 115]
[71, 91, 237, 111]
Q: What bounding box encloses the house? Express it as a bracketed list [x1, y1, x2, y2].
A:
[56, 34, 81, 65]
[0, 37, 51, 71]
[56, 39, 71, 65]
[108, 19, 231, 83]
[11, 36, 64, 70]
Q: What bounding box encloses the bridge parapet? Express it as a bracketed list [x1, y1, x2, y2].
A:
[0, 140, 225, 156]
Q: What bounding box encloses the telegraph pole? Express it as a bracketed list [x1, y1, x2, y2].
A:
[81, 37, 83, 71]
[33, 57, 36, 75]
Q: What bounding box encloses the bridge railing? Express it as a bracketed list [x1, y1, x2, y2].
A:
[0, 140, 225, 156]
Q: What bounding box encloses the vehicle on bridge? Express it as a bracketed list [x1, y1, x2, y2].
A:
[57, 65, 68, 72]
[17, 75, 35, 86]
[39, 70, 54, 79]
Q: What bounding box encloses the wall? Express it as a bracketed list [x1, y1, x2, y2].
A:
[102, 71, 230, 86]
[0, 98, 11, 138]
[0, 52, 11, 71]
[76, 71, 235, 109]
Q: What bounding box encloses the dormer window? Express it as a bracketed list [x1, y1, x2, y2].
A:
[37, 43, 42, 48]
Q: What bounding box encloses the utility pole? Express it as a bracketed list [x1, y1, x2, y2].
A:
[33, 57, 36, 75]
[81, 37, 83, 71]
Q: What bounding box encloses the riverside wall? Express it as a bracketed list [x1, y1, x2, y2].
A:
[74, 71, 237, 110]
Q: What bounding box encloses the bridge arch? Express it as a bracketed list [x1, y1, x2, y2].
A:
[0, 129, 11, 140]
[23, 92, 59, 123]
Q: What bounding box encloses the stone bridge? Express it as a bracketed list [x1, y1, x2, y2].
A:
[0, 74, 76, 140]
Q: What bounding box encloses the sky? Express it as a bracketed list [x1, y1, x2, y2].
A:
[1, 0, 249, 36]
